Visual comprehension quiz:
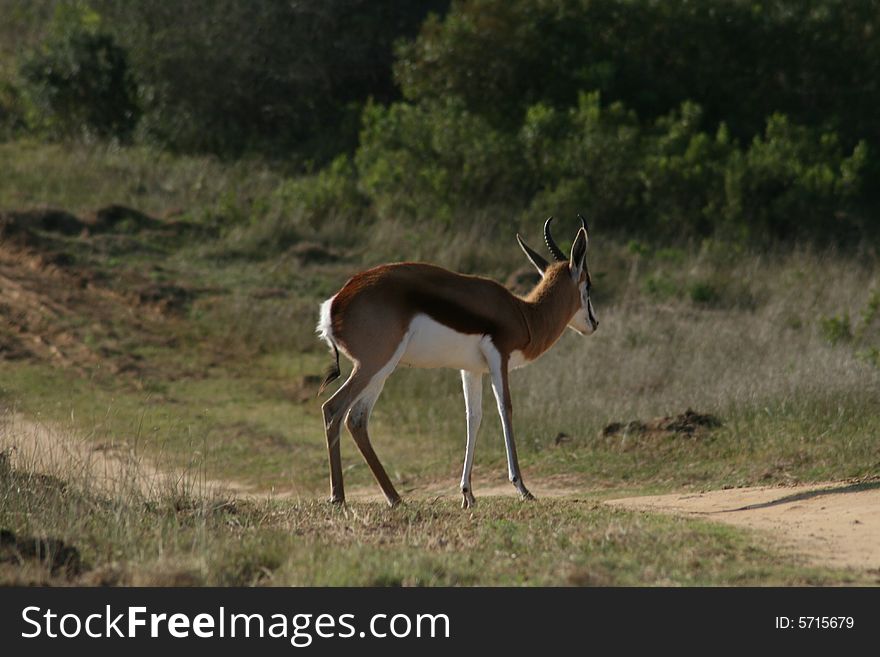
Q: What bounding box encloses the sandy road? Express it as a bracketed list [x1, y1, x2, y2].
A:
[606, 482, 880, 571]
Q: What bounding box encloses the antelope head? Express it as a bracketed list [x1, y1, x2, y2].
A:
[516, 215, 599, 335]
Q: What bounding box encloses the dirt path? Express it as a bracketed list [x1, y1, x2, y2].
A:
[4, 411, 878, 573]
[606, 482, 880, 572]
[0, 413, 257, 499]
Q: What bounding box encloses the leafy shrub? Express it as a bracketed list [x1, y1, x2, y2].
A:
[388, 0, 877, 242]
[396, 0, 880, 162]
[627, 240, 650, 257]
[522, 92, 645, 230]
[274, 155, 371, 230]
[19, 7, 139, 139]
[859, 347, 880, 369]
[643, 274, 678, 300]
[820, 314, 853, 345]
[858, 289, 880, 337]
[688, 281, 720, 306]
[822, 290, 880, 367]
[356, 98, 527, 222]
[640, 103, 735, 238]
[654, 248, 686, 264]
[723, 115, 868, 241]
[355, 84, 867, 243]
[97, 0, 447, 159]
[0, 81, 28, 139]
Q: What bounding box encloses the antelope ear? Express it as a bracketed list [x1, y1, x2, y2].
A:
[569, 227, 588, 280]
[517, 233, 549, 276]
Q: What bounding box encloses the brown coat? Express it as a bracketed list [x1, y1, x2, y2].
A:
[330, 261, 580, 368]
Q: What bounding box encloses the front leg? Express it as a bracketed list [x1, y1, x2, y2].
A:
[460, 370, 482, 509]
[481, 339, 535, 502]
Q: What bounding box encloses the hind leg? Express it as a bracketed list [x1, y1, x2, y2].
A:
[345, 392, 400, 507]
[321, 367, 371, 504]
[344, 343, 407, 507]
[321, 332, 410, 505]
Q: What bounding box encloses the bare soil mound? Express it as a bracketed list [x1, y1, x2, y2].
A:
[288, 241, 339, 264]
[2, 205, 189, 238]
[602, 408, 722, 438]
[1, 528, 82, 577]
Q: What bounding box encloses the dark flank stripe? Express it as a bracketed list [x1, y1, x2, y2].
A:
[405, 290, 501, 337]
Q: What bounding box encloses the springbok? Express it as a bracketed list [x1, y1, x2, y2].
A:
[316, 216, 597, 508]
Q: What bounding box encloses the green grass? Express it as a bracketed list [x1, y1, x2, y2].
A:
[0, 140, 284, 217]
[1, 138, 879, 585]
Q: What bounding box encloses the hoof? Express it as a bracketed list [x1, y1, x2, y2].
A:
[519, 488, 536, 502]
[461, 490, 476, 509]
[329, 496, 345, 506]
[386, 496, 403, 508]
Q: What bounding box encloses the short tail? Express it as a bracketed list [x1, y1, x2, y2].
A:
[317, 341, 341, 396]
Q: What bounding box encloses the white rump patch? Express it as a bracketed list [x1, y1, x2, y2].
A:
[316, 295, 335, 350]
[509, 350, 530, 370]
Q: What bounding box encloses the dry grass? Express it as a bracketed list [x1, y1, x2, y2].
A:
[523, 248, 880, 425]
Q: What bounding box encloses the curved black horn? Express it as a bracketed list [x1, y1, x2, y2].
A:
[516, 233, 549, 273]
[543, 216, 566, 262]
[577, 213, 589, 237]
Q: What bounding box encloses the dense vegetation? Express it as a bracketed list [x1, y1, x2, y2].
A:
[2, 0, 877, 244]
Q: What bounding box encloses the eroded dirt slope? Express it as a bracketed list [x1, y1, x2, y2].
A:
[0, 207, 198, 377]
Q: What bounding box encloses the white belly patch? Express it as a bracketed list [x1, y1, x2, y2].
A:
[398, 314, 530, 372]
[401, 314, 488, 372]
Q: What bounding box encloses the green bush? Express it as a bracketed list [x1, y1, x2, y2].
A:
[859, 347, 880, 369]
[387, 0, 878, 241]
[723, 115, 868, 241]
[820, 314, 853, 345]
[4, 0, 877, 245]
[19, 7, 139, 139]
[858, 289, 880, 336]
[95, 0, 448, 160]
[688, 281, 720, 306]
[0, 81, 28, 139]
[643, 274, 678, 301]
[356, 98, 527, 222]
[354, 84, 867, 242]
[275, 155, 371, 230]
[521, 92, 644, 230]
[640, 104, 735, 238]
[821, 290, 880, 367]
[396, 0, 880, 160]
